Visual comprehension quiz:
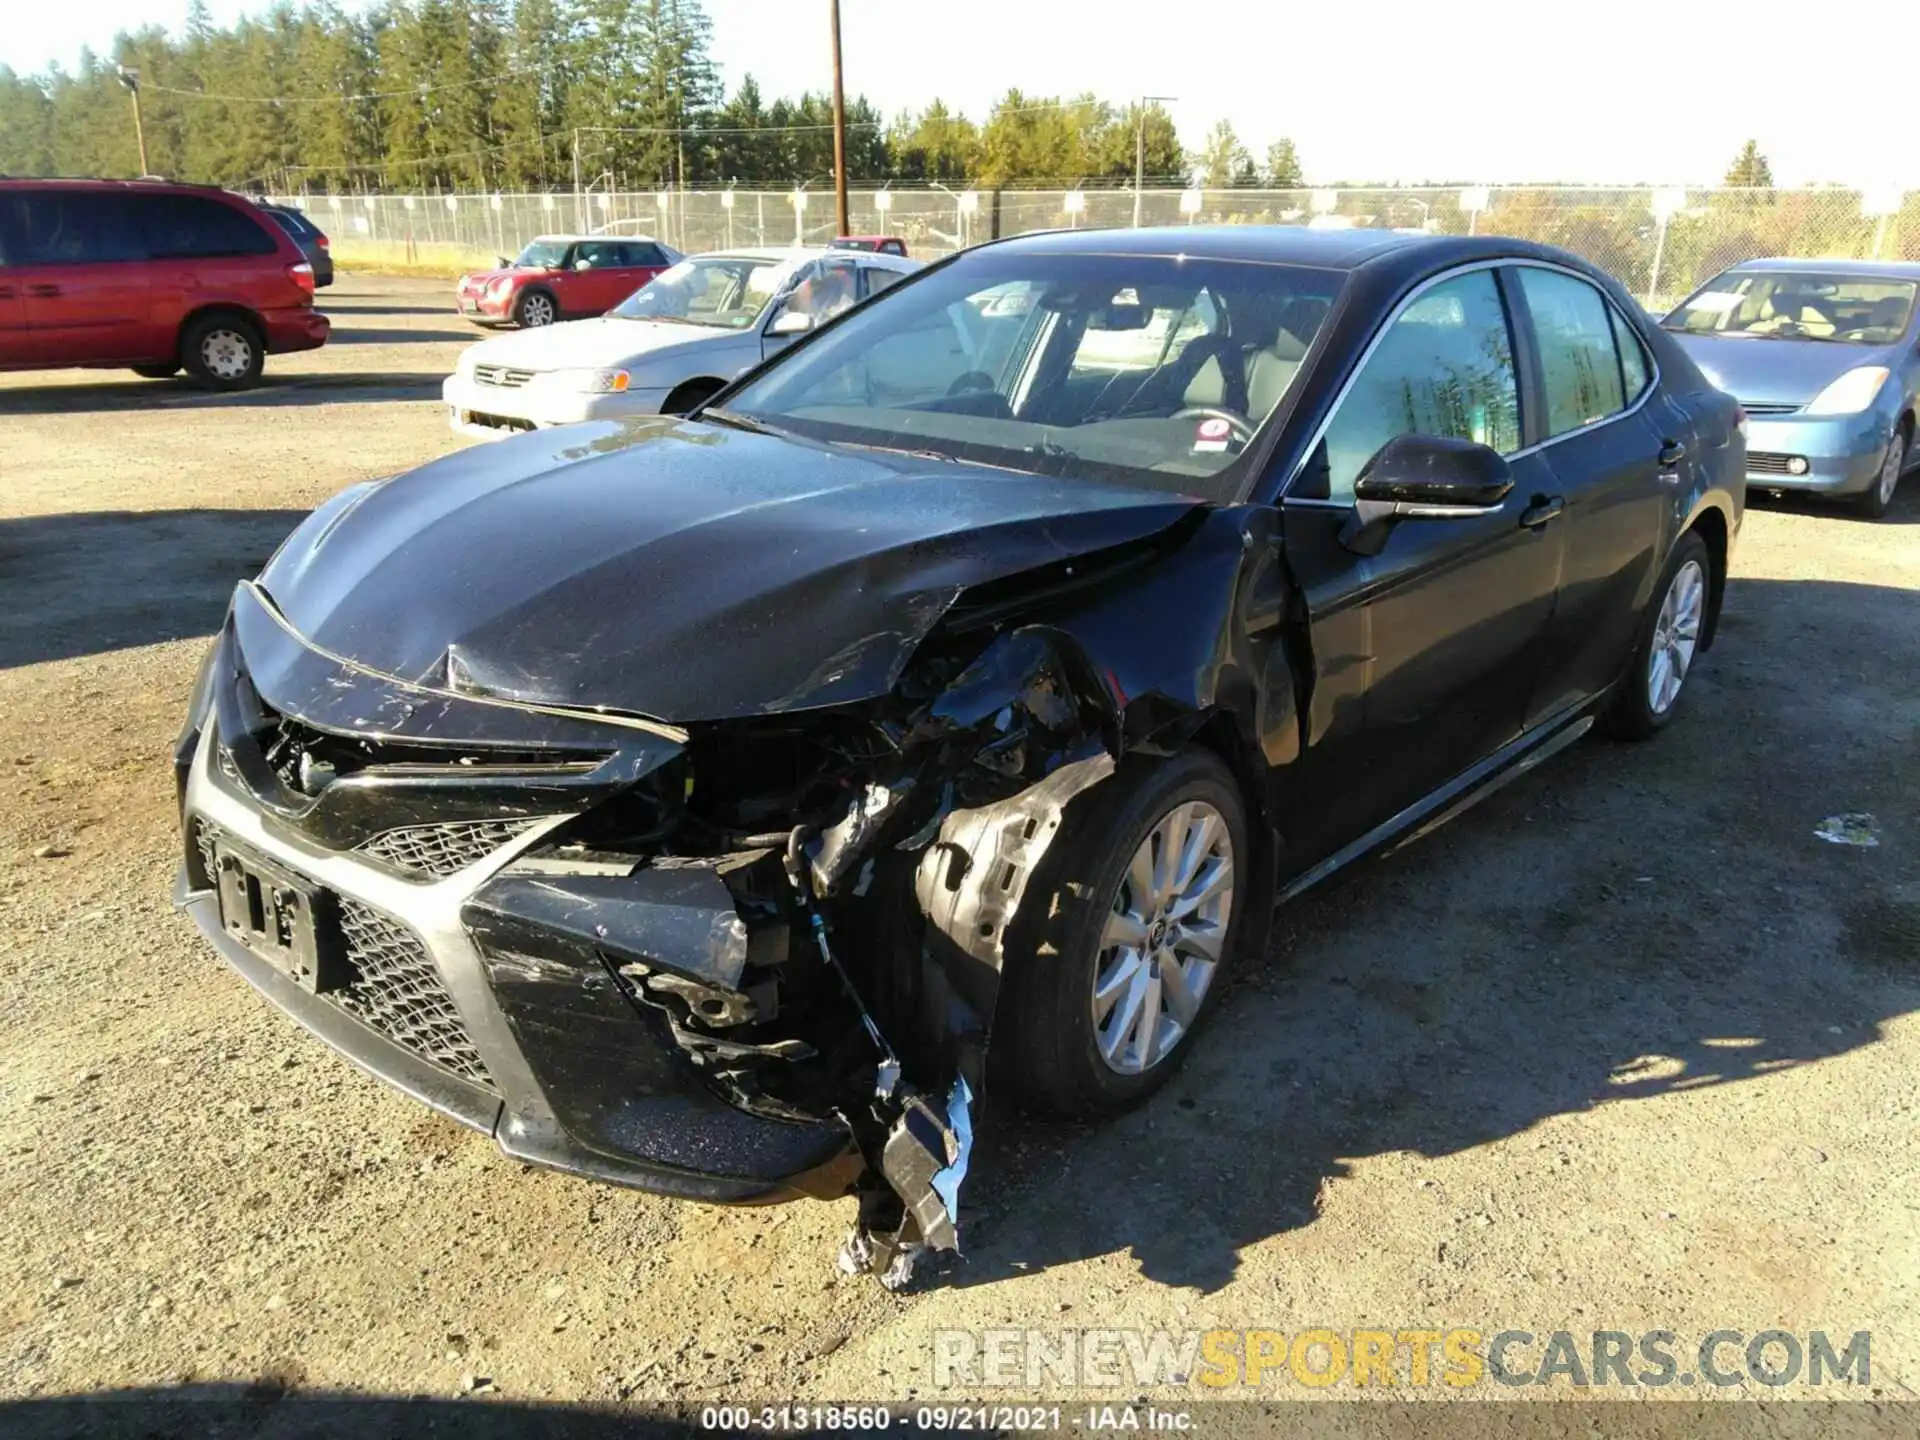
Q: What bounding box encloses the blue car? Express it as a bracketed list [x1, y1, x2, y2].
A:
[1663, 258, 1919, 518]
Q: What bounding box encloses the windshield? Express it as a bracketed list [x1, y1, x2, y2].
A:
[717, 251, 1344, 498]
[1665, 271, 1917, 344]
[610, 255, 790, 327]
[512, 239, 571, 270]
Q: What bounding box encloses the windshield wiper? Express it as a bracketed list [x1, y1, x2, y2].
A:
[701, 407, 784, 437]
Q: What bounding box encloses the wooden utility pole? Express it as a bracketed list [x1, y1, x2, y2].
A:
[118, 67, 149, 176]
[829, 0, 849, 238]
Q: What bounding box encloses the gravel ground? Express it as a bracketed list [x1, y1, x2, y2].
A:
[0, 278, 1916, 1429]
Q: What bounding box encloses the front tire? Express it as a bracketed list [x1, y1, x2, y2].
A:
[995, 749, 1249, 1119]
[1605, 530, 1710, 741]
[514, 289, 558, 328]
[181, 314, 264, 391]
[1854, 424, 1906, 520]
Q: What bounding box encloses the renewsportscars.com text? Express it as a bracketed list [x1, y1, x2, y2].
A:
[932, 1328, 1871, 1390]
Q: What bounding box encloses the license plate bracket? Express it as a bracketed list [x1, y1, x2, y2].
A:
[212, 841, 342, 994]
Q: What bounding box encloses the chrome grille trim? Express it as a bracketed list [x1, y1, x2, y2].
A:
[472, 364, 535, 389]
[357, 818, 546, 882]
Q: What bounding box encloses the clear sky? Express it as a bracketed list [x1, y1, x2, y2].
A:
[6, 0, 1911, 188]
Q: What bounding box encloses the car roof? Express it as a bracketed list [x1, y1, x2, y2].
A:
[1716, 256, 1920, 280]
[529, 232, 664, 245]
[980, 223, 1592, 276]
[0, 175, 244, 195]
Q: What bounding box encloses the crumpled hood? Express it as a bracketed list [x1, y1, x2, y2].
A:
[462, 316, 724, 373]
[1670, 331, 1900, 407]
[258, 418, 1201, 723]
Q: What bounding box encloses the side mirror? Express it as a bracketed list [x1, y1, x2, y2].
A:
[574, 259, 594, 271]
[770, 310, 813, 336]
[495, 255, 510, 269]
[1338, 434, 1513, 556]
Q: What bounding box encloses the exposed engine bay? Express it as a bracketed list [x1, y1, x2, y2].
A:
[466, 623, 1125, 1286]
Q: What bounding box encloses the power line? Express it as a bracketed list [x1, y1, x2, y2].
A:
[147, 67, 545, 105]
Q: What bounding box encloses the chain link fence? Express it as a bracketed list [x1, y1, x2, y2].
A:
[280, 185, 1920, 307]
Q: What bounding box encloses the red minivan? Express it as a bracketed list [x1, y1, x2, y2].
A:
[0, 178, 329, 389]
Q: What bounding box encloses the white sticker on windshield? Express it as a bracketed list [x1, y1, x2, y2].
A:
[1687, 292, 1744, 314]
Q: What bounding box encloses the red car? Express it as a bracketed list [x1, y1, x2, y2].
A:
[455, 235, 681, 328]
[829, 235, 909, 257]
[0, 178, 327, 389]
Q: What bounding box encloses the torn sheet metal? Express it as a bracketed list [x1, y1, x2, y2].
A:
[913, 752, 1118, 967]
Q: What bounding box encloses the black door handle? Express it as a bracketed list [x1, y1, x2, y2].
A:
[0, 286, 16, 299]
[1658, 438, 1687, 467]
[1520, 496, 1565, 529]
[26, 283, 61, 297]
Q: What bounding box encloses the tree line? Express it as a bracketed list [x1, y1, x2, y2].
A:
[0, 0, 1309, 193]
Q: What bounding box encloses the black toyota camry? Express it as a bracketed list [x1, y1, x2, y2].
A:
[174, 226, 1744, 1284]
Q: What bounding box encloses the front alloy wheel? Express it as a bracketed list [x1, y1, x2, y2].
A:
[992, 748, 1250, 1118]
[516, 291, 556, 327]
[1857, 428, 1905, 519]
[1092, 801, 1233, 1074]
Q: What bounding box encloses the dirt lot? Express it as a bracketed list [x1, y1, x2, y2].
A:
[1, 278, 1916, 1426]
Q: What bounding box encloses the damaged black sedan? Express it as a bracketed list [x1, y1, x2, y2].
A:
[174, 227, 1743, 1285]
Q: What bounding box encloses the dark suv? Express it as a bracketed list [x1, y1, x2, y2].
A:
[255, 202, 334, 288]
[0, 178, 329, 389]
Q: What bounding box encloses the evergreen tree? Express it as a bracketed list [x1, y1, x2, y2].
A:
[1724, 139, 1773, 188]
[1263, 137, 1304, 188]
[1192, 119, 1252, 189]
[0, 68, 55, 176]
[886, 100, 977, 183]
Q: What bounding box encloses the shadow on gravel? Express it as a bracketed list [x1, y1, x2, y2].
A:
[945, 572, 1920, 1295]
[0, 509, 308, 669]
[325, 325, 476, 346]
[321, 300, 463, 318]
[0, 373, 443, 415]
[1747, 482, 1920, 525]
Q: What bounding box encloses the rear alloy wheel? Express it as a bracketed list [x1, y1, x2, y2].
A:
[181, 315, 264, 391]
[993, 748, 1249, 1118]
[514, 289, 557, 328]
[1855, 426, 1906, 520]
[1606, 530, 1710, 741]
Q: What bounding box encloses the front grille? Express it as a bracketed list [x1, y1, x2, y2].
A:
[1748, 452, 1802, 475]
[190, 816, 495, 1093]
[357, 818, 541, 881]
[463, 409, 535, 433]
[1740, 402, 1801, 416]
[472, 364, 534, 389]
[335, 898, 495, 1090]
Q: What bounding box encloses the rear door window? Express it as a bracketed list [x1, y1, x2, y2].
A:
[1516, 267, 1628, 437]
[146, 194, 279, 259]
[16, 190, 148, 264]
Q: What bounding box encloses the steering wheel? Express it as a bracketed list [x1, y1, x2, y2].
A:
[945, 370, 995, 397]
[1170, 405, 1256, 444]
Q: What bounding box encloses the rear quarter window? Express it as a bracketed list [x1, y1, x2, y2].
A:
[145, 194, 281, 260]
